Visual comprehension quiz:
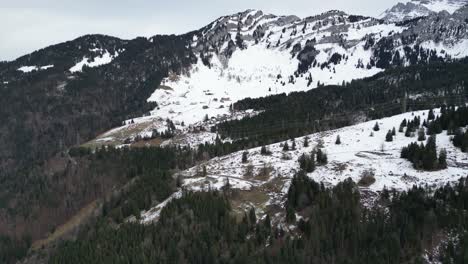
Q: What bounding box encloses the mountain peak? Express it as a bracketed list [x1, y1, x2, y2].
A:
[380, 0, 468, 22]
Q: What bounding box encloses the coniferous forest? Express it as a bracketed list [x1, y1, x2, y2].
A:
[1, 60, 467, 264]
[48, 174, 468, 264]
[217, 60, 468, 147]
[1, 47, 468, 263]
[3, 1, 468, 262]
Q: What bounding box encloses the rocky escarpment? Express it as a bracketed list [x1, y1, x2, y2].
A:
[380, 0, 468, 22]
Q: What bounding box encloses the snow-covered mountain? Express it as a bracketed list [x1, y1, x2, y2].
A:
[3, 3, 468, 149]
[380, 0, 468, 22]
[140, 7, 468, 130]
[146, 10, 399, 126]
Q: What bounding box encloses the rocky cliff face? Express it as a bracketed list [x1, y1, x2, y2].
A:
[373, 6, 468, 68]
[380, 0, 468, 22]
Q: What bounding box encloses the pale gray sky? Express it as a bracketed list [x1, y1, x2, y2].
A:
[0, 0, 405, 61]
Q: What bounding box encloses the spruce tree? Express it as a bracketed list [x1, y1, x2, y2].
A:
[283, 142, 290, 151]
[428, 109, 435, 120]
[401, 119, 407, 127]
[373, 122, 380, 131]
[335, 135, 341, 145]
[261, 146, 270, 155]
[399, 125, 404, 133]
[386, 130, 393, 142]
[438, 149, 447, 169]
[242, 151, 248, 163]
[418, 128, 426, 141]
[249, 207, 257, 225]
[316, 149, 328, 165]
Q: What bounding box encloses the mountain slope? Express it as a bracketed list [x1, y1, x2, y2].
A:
[1, 4, 468, 262]
[380, 0, 468, 22]
[0, 34, 195, 251]
[142, 8, 468, 128]
[142, 108, 468, 224]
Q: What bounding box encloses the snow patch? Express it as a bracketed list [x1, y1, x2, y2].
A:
[69, 51, 116, 73]
[17, 65, 54, 73]
[420, 39, 468, 59]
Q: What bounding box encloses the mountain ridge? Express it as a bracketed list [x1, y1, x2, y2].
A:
[380, 0, 468, 22]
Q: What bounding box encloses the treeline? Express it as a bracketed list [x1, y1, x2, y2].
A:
[49, 172, 468, 264]
[429, 105, 468, 152]
[50, 191, 272, 264]
[0, 146, 186, 264]
[401, 135, 447, 171]
[453, 129, 468, 152]
[284, 173, 468, 263]
[399, 105, 468, 171]
[0, 33, 196, 261]
[400, 106, 468, 170]
[216, 60, 468, 148]
[425, 106, 468, 136]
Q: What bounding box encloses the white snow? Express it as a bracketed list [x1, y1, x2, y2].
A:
[380, 0, 467, 22]
[146, 37, 395, 127]
[142, 13, 410, 127]
[17, 65, 54, 73]
[420, 39, 468, 59]
[210, 110, 465, 192]
[141, 191, 183, 223]
[69, 51, 116, 73]
[140, 109, 468, 223]
[416, 0, 467, 14]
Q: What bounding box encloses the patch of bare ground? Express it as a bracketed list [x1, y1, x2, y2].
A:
[31, 200, 101, 251]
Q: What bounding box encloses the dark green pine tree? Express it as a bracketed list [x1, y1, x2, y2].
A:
[438, 149, 447, 169]
[249, 207, 257, 226]
[386, 130, 393, 142]
[335, 135, 341, 145]
[373, 122, 380, 131]
[283, 142, 290, 151]
[418, 128, 426, 141]
[242, 151, 248, 163]
[428, 109, 435, 120]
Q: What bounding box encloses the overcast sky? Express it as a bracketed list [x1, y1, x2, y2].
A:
[0, 0, 405, 61]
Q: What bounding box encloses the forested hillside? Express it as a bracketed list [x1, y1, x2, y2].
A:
[218, 60, 468, 146]
[2, 3, 468, 263]
[0, 34, 195, 254]
[48, 176, 468, 264]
